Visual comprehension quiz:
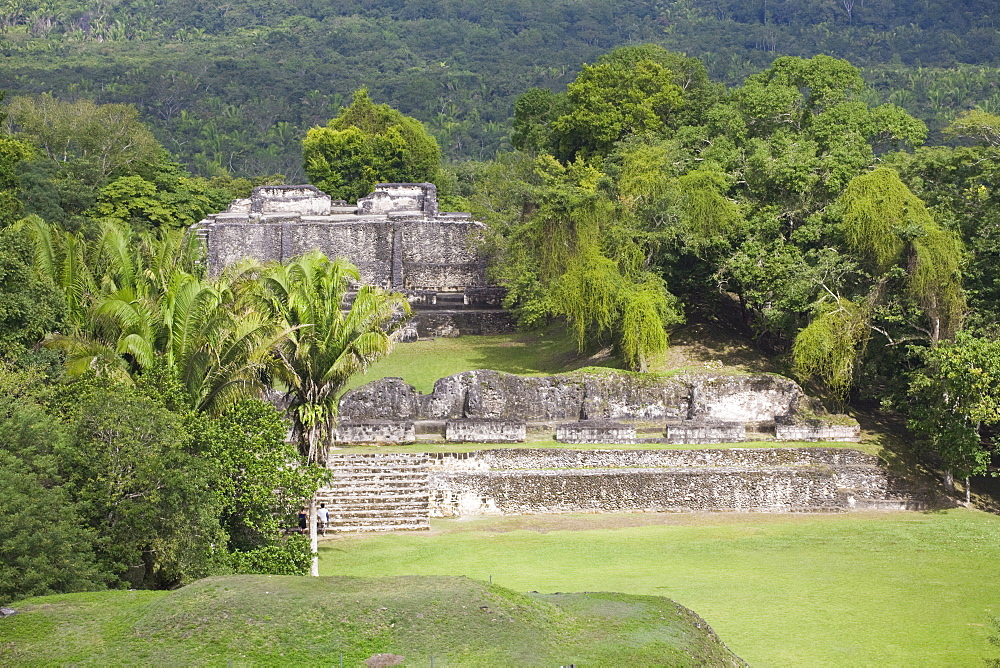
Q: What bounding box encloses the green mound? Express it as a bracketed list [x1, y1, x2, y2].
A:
[1, 575, 743, 666]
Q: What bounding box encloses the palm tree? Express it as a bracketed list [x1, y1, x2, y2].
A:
[27, 218, 283, 413]
[254, 250, 410, 464]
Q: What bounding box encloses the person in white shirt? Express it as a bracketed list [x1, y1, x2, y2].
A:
[317, 503, 330, 536]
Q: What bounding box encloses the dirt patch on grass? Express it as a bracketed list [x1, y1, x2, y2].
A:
[656, 322, 782, 374]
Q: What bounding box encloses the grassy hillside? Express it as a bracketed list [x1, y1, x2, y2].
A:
[0, 575, 743, 666]
[319, 509, 1000, 666]
[345, 322, 778, 395]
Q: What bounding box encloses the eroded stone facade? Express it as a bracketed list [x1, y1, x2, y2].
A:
[195, 183, 513, 337]
[338, 369, 807, 424]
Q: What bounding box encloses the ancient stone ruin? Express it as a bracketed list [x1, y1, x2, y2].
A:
[314, 448, 930, 532]
[335, 368, 861, 445]
[194, 183, 512, 337]
[305, 388, 935, 542]
[313, 368, 933, 532]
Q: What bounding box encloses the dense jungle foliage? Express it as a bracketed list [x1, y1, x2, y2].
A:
[1, 0, 999, 606]
[0, 0, 996, 176]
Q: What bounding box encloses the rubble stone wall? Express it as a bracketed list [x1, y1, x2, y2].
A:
[335, 420, 415, 445]
[339, 369, 807, 425]
[445, 419, 526, 443]
[423, 447, 899, 516]
[555, 421, 637, 444]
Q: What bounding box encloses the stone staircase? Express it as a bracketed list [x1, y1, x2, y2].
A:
[318, 453, 431, 532]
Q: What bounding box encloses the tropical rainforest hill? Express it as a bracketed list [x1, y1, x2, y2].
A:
[0, 0, 997, 176]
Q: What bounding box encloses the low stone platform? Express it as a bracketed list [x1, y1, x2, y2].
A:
[319, 447, 932, 531]
[775, 416, 861, 442]
[445, 418, 526, 443]
[665, 420, 747, 444]
[556, 420, 637, 444]
[426, 447, 928, 516]
[335, 420, 415, 445]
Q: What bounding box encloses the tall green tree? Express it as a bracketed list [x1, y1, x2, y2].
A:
[5, 94, 164, 186]
[908, 333, 1000, 501]
[478, 152, 682, 371]
[23, 219, 282, 413]
[0, 226, 65, 360]
[0, 366, 109, 606]
[194, 398, 323, 575]
[302, 88, 440, 202]
[254, 250, 410, 463]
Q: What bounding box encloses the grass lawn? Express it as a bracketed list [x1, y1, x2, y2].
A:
[342, 321, 779, 395]
[319, 508, 1000, 666]
[341, 330, 612, 394]
[0, 576, 741, 666]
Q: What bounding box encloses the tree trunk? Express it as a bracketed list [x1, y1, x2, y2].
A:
[309, 497, 319, 577]
[943, 469, 955, 492]
[965, 477, 971, 506]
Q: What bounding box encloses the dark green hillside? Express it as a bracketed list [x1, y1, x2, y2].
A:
[0, 575, 744, 666]
[0, 0, 995, 175]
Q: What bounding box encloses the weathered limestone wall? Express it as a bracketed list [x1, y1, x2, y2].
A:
[412, 310, 516, 337]
[199, 183, 487, 291]
[251, 185, 332, 215]
[430, 469, 848, 515]
[665, 421, 747, 444]
[339, 369, 805, 424]
[426, 447, 876, 471]
[421, 448, 906, 516]
[197, 183, 512, 338]
[445, 419, 526, 443]
[358, 183, 437, 216]
[555, 420, 637, 444]
[775, 417, 863, 442]
[334, 420, 415, 445]
[400, 221, 484, 290]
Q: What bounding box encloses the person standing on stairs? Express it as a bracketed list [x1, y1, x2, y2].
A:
[317, 503, 330, 536]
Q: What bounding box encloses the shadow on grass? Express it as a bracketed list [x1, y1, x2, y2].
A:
[658, 322, 783, 374]
[460, 331, 618, 376]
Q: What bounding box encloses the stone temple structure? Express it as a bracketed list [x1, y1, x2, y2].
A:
[195, 183, 512, 338]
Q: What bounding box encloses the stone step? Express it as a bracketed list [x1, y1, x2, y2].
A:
[328, 455, 429, 462]
[323, 483, 429, 493]
[328, 470, 429, 478]
[326, 473, 429, 481]
[325, 476, 429, 484]
[328, 512, 430, 520]
[326, 522, 430, 533]
[325, 501, 430, 511]
[328, 463, 429, 470]
[324, 492, 430, 505]
[328, 514, 430, 524]
[328, 464, 429, 471]
[318, 454, 433, 532]
[319, 490, 430, 499]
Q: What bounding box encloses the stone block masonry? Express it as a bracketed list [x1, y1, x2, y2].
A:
[445, 419, 526, 443]
[556, 420, 637, 444]
[341, 369, 807, 425]
[339, 368, 861, 444]
[665, 420, 747, 444]
[195, 183, 513, 337]
[425, 447, 924, 516]
[335, 420, 415, 445]
[775, 416, 862, 442]
[317, 447, 931, 531]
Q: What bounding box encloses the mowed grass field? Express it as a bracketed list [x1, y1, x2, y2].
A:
[319, 508, 1000, 666]
[342, 321, 774, 395]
